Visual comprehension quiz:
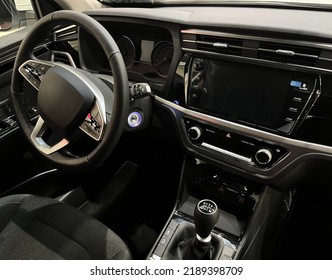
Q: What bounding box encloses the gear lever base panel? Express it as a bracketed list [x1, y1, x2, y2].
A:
[149, 198, 236, 260]
[149, 216, 236, 260]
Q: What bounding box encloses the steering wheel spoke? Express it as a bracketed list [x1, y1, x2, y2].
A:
[19, 59, 54, 91]
[79, 101, 105, 141]
[31, 117, 69, 155]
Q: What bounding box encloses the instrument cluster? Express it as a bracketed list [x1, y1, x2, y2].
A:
[116, 35, 174, 78]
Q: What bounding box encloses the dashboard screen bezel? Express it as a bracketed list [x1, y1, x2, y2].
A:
[187, 57, 318, 135]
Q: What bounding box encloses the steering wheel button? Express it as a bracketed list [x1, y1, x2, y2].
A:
[36, 64, 51, 75]
[80, 122, 91, 133]
[30, 78, 41, 88]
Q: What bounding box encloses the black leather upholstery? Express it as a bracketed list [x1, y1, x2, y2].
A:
[0, 195, 131, 260]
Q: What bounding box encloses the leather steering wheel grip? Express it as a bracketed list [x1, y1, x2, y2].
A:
[11, 10, 129, 172]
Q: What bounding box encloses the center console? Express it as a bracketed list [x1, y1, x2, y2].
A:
[149, 29, 330, 259]
[148, 156, 287, 260]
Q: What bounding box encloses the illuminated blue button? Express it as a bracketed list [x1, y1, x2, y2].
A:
[290, 80, 302, 88]
[128, 111, 142, 128]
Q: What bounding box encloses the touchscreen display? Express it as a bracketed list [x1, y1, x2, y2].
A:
[188, 58, 314, 131]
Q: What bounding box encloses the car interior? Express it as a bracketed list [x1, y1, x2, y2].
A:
[1, 0, 332, 260]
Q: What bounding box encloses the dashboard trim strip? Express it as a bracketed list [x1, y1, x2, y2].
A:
[181, 29, 332, 51]
[201, 142, 254, 165]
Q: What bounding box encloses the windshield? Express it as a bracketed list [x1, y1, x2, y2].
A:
[99, 0, 332, 8]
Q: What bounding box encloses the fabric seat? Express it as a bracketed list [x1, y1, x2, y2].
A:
[0, 194, 131, 260]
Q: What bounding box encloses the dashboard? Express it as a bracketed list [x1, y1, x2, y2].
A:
[81, 6, 332, 191]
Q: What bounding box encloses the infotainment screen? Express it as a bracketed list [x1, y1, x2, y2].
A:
[188, 58, 316, 133]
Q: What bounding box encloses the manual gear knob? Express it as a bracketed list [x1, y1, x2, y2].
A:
[194, 199, 220, 242]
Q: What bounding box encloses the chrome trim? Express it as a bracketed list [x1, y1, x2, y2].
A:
[181, 29, 332, 51]
[255, 148, 273, 165]
[213, 42, 228, 49]
[50, 50, 77, 67]
[196, 234, 211, 243]
[30, 117, 69, 155]
[183, 39, 196, 44]
[19, 59, 55, 91]
[276, 49, 295, 56]
[53, 25, 78, 42]
[53, 24, 77, 35]
[150, 254, 161, 260]
[202, 142, 254, 165]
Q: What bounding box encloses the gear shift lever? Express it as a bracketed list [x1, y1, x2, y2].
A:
[162, 199, 222, 260]
[194, 199, 220, 243]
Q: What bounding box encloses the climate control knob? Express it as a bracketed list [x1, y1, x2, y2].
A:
[255, 148, 273, 166]
[188, 126, 202, 141]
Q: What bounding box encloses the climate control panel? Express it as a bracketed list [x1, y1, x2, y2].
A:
[183, 118, 288, 169]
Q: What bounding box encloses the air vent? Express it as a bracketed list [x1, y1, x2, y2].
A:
[182, 30, 332, 71]
[196, 35, 243, 56]
[53, 25, 78, 42]
[258, 42, 320, 66]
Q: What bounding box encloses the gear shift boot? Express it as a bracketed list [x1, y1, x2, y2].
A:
[162, 222, 224, 260]
[162, 199, 223, 260]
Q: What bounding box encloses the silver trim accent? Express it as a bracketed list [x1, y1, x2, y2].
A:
[50, 50, 77, 67]
[188, 126, 201, 140]
[196, 233, 211, 243]
[183, 39, 196, 44]
[276, 49, 295, 56]
[151, 254, 161, 260]
[213, 42, 228, 48]
[53, 25, 77, 35]
[127, 111, 143, 128]
[255, 148, 273, 165]
[181, 29, 332, 51]
[19, 59, 55, 91]
[202, 142, 254, 165]
[30, 117, 69, 155]
[53, 24, 78, 42]
[197, 199, 218, 215]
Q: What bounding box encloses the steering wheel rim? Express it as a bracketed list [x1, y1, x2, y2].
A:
[11, 10, 129, 172]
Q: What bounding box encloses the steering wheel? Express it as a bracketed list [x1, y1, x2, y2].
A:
[11, 11, 129, 172]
